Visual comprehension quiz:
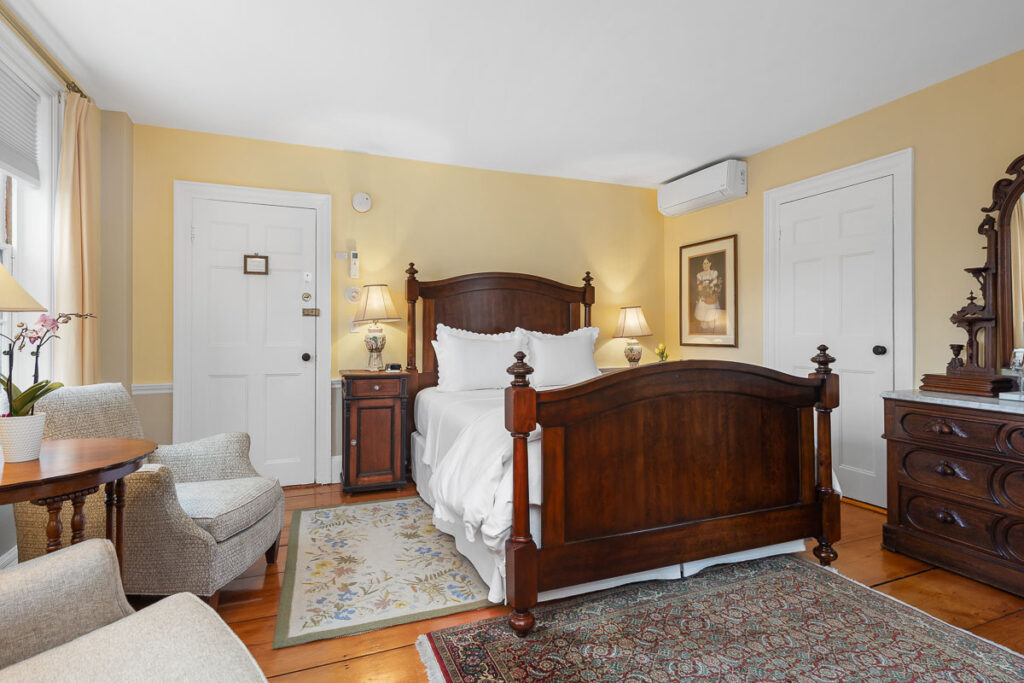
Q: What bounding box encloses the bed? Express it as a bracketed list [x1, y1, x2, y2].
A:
[404, 264, 841, 636]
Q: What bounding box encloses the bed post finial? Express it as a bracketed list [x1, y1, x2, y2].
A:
[406, 262, 418, 281]
[581, 271, 595, 326]
[507, 351, 534, 387]
[811, 344, 835, 375]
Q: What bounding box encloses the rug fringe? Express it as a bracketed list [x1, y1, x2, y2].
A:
[416, 634, 447, 683]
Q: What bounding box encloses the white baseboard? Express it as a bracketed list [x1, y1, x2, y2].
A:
[0, 545, 17, 569]
[131, 383, 173, 395]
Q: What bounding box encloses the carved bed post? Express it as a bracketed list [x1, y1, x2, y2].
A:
[582, 271, 594, 327]
[809, 344, 841, 566]
[405, 263, 419, 372]
[505, 351, 538, 637]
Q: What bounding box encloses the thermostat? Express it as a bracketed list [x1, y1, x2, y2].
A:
[352, 192, 372, 213]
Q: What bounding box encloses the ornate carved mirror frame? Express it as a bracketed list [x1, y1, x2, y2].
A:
[994, 154, 1024, 371]
[920, 153, 1024, 397]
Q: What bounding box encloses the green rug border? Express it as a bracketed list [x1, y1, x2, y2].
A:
[273, 495, 494, 650]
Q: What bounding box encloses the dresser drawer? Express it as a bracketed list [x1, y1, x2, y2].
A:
[896, 445, 996, 503]
[901, 489, 1001, 555]
[346, 377, 402, 397]
[890, 403, 1001, 454]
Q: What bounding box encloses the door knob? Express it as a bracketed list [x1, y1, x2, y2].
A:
[301, 353, 311, 361]
[872, 345, 887, 356]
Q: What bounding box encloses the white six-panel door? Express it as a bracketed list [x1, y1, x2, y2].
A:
[188, 198, 318, 486]
[774, 177, 895, 506]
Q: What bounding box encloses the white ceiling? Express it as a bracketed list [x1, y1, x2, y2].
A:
[11, 0, 1024, 187]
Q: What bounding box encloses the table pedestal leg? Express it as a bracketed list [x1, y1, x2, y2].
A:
[44, 500, 62, 553]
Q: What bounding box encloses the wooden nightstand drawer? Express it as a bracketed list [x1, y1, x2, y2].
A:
[346, 377, 402, 397]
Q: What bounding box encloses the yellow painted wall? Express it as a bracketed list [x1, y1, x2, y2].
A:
[664, 49, 1024, 382]
[132, 128, 664, 383]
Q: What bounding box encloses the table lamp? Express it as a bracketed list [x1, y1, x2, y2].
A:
[0, 262, 45, 412]
[353, 284, 400, 371]
[613, 305, 652, 367]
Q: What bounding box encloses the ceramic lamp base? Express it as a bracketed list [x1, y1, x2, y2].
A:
[364, 326, 387, 372]
[624, 340, 642, 368]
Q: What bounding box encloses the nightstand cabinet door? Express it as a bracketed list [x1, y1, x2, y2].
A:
[341, 372, 408, 492]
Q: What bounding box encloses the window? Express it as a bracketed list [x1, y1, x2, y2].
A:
[0, 22, 62, 387]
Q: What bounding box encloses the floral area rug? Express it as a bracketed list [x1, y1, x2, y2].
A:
[418, 555, 1024, 682]
[274, 496, 491, 648]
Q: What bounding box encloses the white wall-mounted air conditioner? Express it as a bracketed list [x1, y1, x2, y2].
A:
[657, 159, 747, 217]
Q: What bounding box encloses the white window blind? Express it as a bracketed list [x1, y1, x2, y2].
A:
[0, 59, 40, 185]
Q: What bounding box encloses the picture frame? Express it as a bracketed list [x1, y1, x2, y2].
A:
[679, 234, 737, 347]
[243, 253, 269, 275]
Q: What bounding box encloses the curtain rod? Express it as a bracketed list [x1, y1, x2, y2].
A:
[0, 1, 87, 98]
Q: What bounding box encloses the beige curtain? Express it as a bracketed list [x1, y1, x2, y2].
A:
[53, 92, 100, 385]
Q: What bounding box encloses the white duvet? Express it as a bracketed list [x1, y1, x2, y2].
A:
[428, 401, 543, 554]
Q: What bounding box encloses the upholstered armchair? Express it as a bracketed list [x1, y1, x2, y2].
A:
[13, 383, 285, 599]
[0, 539, 266, 681]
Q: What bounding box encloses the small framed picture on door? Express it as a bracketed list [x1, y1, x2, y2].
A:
[679, 235, 737, 347]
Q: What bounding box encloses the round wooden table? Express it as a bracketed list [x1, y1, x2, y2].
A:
[0, 438, 157, 572]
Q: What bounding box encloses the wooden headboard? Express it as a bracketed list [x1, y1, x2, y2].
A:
[404, 263, 595, 391]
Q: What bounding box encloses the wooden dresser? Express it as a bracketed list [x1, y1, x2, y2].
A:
[340, 370, 408, 493]
[882, 390, 1024, 597]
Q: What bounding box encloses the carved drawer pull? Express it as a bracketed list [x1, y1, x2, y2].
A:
[922, 418, 968, 438]
[934, 461, 966, 479]
[934, 508, 964, 527]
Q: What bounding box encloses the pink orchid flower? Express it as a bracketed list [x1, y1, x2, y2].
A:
[25, 330, 41, 344]
[36, 314, 59, 332]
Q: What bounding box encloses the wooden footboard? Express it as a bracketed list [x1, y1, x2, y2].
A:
[504, 346, 841, 636]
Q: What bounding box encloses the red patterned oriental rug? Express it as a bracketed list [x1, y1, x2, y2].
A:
[417, 555, 1024, 682]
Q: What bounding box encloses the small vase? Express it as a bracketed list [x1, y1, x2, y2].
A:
[0, 412, 46, 463]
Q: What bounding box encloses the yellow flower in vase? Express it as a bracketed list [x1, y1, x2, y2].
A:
[655, 343, 669, 362]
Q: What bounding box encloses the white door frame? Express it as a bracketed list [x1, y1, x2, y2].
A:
[763, 148, 914, 390]
[173, 181, 333, 484]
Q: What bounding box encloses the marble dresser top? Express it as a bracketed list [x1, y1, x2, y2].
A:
[882, 389, 1024, 415]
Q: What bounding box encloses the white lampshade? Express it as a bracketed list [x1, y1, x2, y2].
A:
[613, 306, 652, 339]
[353, 284, 400, 324]
[0, 263, 44, 312]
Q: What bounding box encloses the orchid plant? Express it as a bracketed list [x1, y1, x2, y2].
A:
[0, 312, 94, 417]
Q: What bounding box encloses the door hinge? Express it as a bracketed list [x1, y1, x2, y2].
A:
[190, 227, 196, 242]
[302, 308, 320, 317]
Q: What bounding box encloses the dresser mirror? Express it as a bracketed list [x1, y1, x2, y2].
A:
[1001, 184, 1024, 366]
[920, 153, 1024, 396]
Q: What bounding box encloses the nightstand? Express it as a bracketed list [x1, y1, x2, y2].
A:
[340, 370, 408, 492]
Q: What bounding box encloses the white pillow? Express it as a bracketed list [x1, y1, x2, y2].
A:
[433, 325, 528, 391]
[516, 327, 600, 387]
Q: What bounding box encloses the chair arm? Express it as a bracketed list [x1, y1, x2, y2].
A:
[118, 464, 223, 596]
[150, 432, 260, 483]
[0, 539, 134, 669]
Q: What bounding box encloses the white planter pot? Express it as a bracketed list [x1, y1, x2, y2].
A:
[0, 412, 46, 463]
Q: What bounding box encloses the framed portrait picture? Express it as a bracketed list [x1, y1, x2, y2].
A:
[679, 235, 737, 347]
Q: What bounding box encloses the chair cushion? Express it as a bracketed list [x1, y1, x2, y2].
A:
[176, 477, 281, 542]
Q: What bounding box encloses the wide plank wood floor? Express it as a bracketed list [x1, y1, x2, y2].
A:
[217, 485, 1024, 679]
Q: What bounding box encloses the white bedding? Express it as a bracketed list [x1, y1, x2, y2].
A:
[412, 385, 823, 604]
